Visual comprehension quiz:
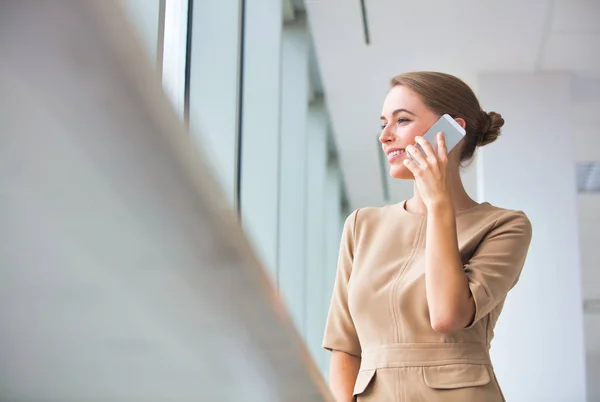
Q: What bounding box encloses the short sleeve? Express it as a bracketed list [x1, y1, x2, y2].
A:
[465, 211, 533, 328]
[322, 209, 361, 357]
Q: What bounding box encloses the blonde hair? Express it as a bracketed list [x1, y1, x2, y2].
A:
[390, 71, 504, 164]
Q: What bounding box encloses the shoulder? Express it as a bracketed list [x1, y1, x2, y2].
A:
[474, 203, 532, 240]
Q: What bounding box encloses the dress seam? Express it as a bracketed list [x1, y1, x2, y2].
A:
[390, 219, 426, 344]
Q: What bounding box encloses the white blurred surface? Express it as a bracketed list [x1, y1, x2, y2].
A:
[0, 1, 330, 401]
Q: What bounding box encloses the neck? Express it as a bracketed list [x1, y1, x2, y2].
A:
[408, 165, 478, 215]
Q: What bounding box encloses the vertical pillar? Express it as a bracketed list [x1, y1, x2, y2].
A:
[187, 0, 241, 205]
[121, 0, 162, 65]
[321, 162, 343, 377]
[239, 0, 283, 276]
[477, 72, 587, 402]
[278, 17, 309, 335]
[160, 0, 188, 117]
[305, 99, 328, 368]
[324, 165, 343, 313]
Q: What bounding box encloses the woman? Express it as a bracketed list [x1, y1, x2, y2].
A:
[323, 72, 532, 402]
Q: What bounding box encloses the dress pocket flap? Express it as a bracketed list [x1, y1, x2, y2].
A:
[353, 369, 377, 396]
[423, 364, 491, 390]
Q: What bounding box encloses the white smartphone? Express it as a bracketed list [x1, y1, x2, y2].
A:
[411, 114, 466, 165]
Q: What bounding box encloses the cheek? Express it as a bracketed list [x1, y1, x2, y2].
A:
[396, 124, 424, 142]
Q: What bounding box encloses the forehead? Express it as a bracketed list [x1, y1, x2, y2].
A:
[381, 85, 424, 117]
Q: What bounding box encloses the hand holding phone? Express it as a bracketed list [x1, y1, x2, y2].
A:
[410, 114, 466, 165]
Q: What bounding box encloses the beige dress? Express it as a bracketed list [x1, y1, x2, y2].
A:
[323, 201, 532, 401]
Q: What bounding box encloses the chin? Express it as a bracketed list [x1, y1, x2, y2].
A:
[389, 163, 414, 180]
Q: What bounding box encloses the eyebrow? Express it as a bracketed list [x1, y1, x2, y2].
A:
[380, 108, 415, 121]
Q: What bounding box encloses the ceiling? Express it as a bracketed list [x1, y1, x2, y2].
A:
[305, 0, 600, 207]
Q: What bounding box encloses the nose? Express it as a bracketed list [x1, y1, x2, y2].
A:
[379, 124, 395, 145]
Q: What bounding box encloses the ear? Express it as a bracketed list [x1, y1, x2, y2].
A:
[454, 117, 467, 130]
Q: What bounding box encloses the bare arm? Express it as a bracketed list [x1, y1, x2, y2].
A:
[425, 200, 475, 332]
[407, 134, 531, 333]
[404, 134, 475, 333]
[329, 350, 360, 402]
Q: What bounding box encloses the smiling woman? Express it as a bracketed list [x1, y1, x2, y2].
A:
[323, 71, 532, 402]
[381, 72, 504, 179]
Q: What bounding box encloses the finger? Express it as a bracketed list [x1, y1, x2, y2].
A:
[406, 150, 419, 167]
[414, 136, 437, 160]
[403, 157, 420, 176]
[437, 132, 448, 159]
[406, 144, 427, 167]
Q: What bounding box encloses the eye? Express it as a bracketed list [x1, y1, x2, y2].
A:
[381, 118, 411, 130]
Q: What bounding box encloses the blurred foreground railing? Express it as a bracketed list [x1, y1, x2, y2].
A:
[0, 1, 332, 401]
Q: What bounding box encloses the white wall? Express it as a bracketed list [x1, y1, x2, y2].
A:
[478, 72, 587, 402]
[579, 194, 600, 402]
[573, 101, 600, 162]
[579, 194, 600, 303]
[572, 99, 600, 402]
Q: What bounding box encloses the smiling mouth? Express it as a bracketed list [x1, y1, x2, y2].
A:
[388, 149, 405, 158]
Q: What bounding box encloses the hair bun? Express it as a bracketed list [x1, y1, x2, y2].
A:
[476, 111, 504, 146]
